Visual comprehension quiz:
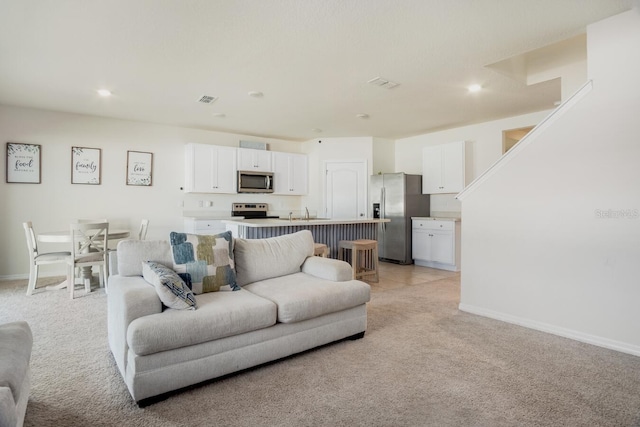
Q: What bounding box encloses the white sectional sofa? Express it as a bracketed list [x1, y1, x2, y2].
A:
[107, 230, 370, 405]
[0, 321, 32, 427]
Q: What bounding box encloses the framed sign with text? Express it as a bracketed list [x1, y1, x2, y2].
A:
[126, 150, 153, 186]
[6, 142, 41, 184]
[71, 146, 101, 184]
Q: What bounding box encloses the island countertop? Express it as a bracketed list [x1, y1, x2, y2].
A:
[222, 218, 390, 227]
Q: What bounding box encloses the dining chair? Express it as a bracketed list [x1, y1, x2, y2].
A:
[22, 221, 71, 296]
[138, 219, 149, 240]
[67, 221, 109, 299]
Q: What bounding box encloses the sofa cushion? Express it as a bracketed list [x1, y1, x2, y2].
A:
[170, 231, 239, 294]
[234, 230, 315, 287]
[142, 261, 197, 310]
[117, 240, 173, 276]
[0, 321, 32, 406]
[127, 290, 277, 356]
[243, 272, 371, 324]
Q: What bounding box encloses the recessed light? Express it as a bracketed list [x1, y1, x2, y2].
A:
[97, 89, 112, 97]
[356, 113, 370, 119]
[212, 113, 226, 118]
[248, 91, 263, 98]
[467, 84, 482, 93]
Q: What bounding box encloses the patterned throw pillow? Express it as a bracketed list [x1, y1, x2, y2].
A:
[169, 230, 240, 293]
[142, 261, 197, 310]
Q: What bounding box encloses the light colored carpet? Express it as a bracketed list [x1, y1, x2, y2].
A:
[1, 267, 640, 427]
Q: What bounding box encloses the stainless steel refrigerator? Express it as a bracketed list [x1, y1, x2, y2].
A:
[370, 173, 430, 264]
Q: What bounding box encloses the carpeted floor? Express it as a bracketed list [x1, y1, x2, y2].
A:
[1, 264, 640, 427]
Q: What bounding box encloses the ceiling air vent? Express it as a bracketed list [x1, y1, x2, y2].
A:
[197, 95, 218, 104]
[367, 77, 400, 89]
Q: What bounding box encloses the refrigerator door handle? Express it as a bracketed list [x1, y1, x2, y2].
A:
[381, 187, 386, 231]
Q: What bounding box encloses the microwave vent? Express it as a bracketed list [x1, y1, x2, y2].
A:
[239, 140, 268, 150]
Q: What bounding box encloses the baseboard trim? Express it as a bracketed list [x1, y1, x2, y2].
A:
[0, 272, 64, 282]
[458, 303, 640, 358]
[0, 274, 29, 281]
[414, 259, 459, 272]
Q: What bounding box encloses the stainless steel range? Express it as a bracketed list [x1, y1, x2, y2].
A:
[231, 203, 280, 219]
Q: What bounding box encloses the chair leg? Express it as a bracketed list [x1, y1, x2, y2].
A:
[371, 248, 379, 283]
[351, 248, 358, 280]
[26, 264, 38, 296]
[98, 265, 104, 289]
[103, 255, 109, 287]
[68, 264, 75, 299]
[84, 267, 92, 294]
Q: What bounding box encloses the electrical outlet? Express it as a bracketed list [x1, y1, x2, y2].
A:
[198, 200, 204, 208]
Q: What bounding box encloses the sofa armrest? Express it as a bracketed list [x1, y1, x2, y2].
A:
[107, 275, 162, 377]
[0, 321, 32, 427]
[301, 256, 354, 282]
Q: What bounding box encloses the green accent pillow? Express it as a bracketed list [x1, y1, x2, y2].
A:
[142, 261, 197, 310]
[169, 230, 239, 293]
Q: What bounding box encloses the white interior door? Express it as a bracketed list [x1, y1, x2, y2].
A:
[324, 160, 367, 219]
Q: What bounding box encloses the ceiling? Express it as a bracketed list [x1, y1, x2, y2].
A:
[0, 0, 634, 142]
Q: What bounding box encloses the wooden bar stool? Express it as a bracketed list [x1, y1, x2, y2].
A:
[314, 243, 329, 257]
[338, 239, 379, 282]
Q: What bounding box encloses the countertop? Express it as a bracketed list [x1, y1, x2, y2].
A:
[183, 212, 235, 220]
[222, 218, 390, 227]
[411, 216, 461, 222]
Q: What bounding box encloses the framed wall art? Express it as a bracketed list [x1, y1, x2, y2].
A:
[71, 146, 101, 184]
[6, 142, 41, 184]
[126, 150, 153, 186]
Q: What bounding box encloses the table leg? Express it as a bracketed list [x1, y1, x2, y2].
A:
[45, 267, 96, 291]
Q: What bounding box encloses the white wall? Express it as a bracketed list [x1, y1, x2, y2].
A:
[0, 105, 304, 278]
[458, 10, 640, 356]
[372, 137, 395, 174]
[395, 110, 551, 214]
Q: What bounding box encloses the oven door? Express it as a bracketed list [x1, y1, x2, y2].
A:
[237, 171, 274, 193]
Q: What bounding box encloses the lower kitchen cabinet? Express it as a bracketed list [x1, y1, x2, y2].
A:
[184, 218, 228, 235]
[411, 218, 461, 271]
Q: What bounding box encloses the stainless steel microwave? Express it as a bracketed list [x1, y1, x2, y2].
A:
[237, 170, 274, 193]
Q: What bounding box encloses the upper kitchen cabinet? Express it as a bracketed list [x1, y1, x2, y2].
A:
[237, 148, 272, 172]
[272, 152, 308, 195]
[184, 143, 237, 193]
[422, 141, 472, 194]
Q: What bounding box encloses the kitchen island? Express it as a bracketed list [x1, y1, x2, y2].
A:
[222, 218, 389, 259]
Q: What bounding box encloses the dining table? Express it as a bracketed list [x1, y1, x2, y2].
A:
[37, 228, 131, 290]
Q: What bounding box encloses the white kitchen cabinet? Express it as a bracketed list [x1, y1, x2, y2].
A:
[422, 141, 471, 194]
[272, 152, 308, 195]
[412, 218, 461, 271]
[184, 143, 237, 193]
[184, 218, 228, 235]
[237, 148, 272, 172]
